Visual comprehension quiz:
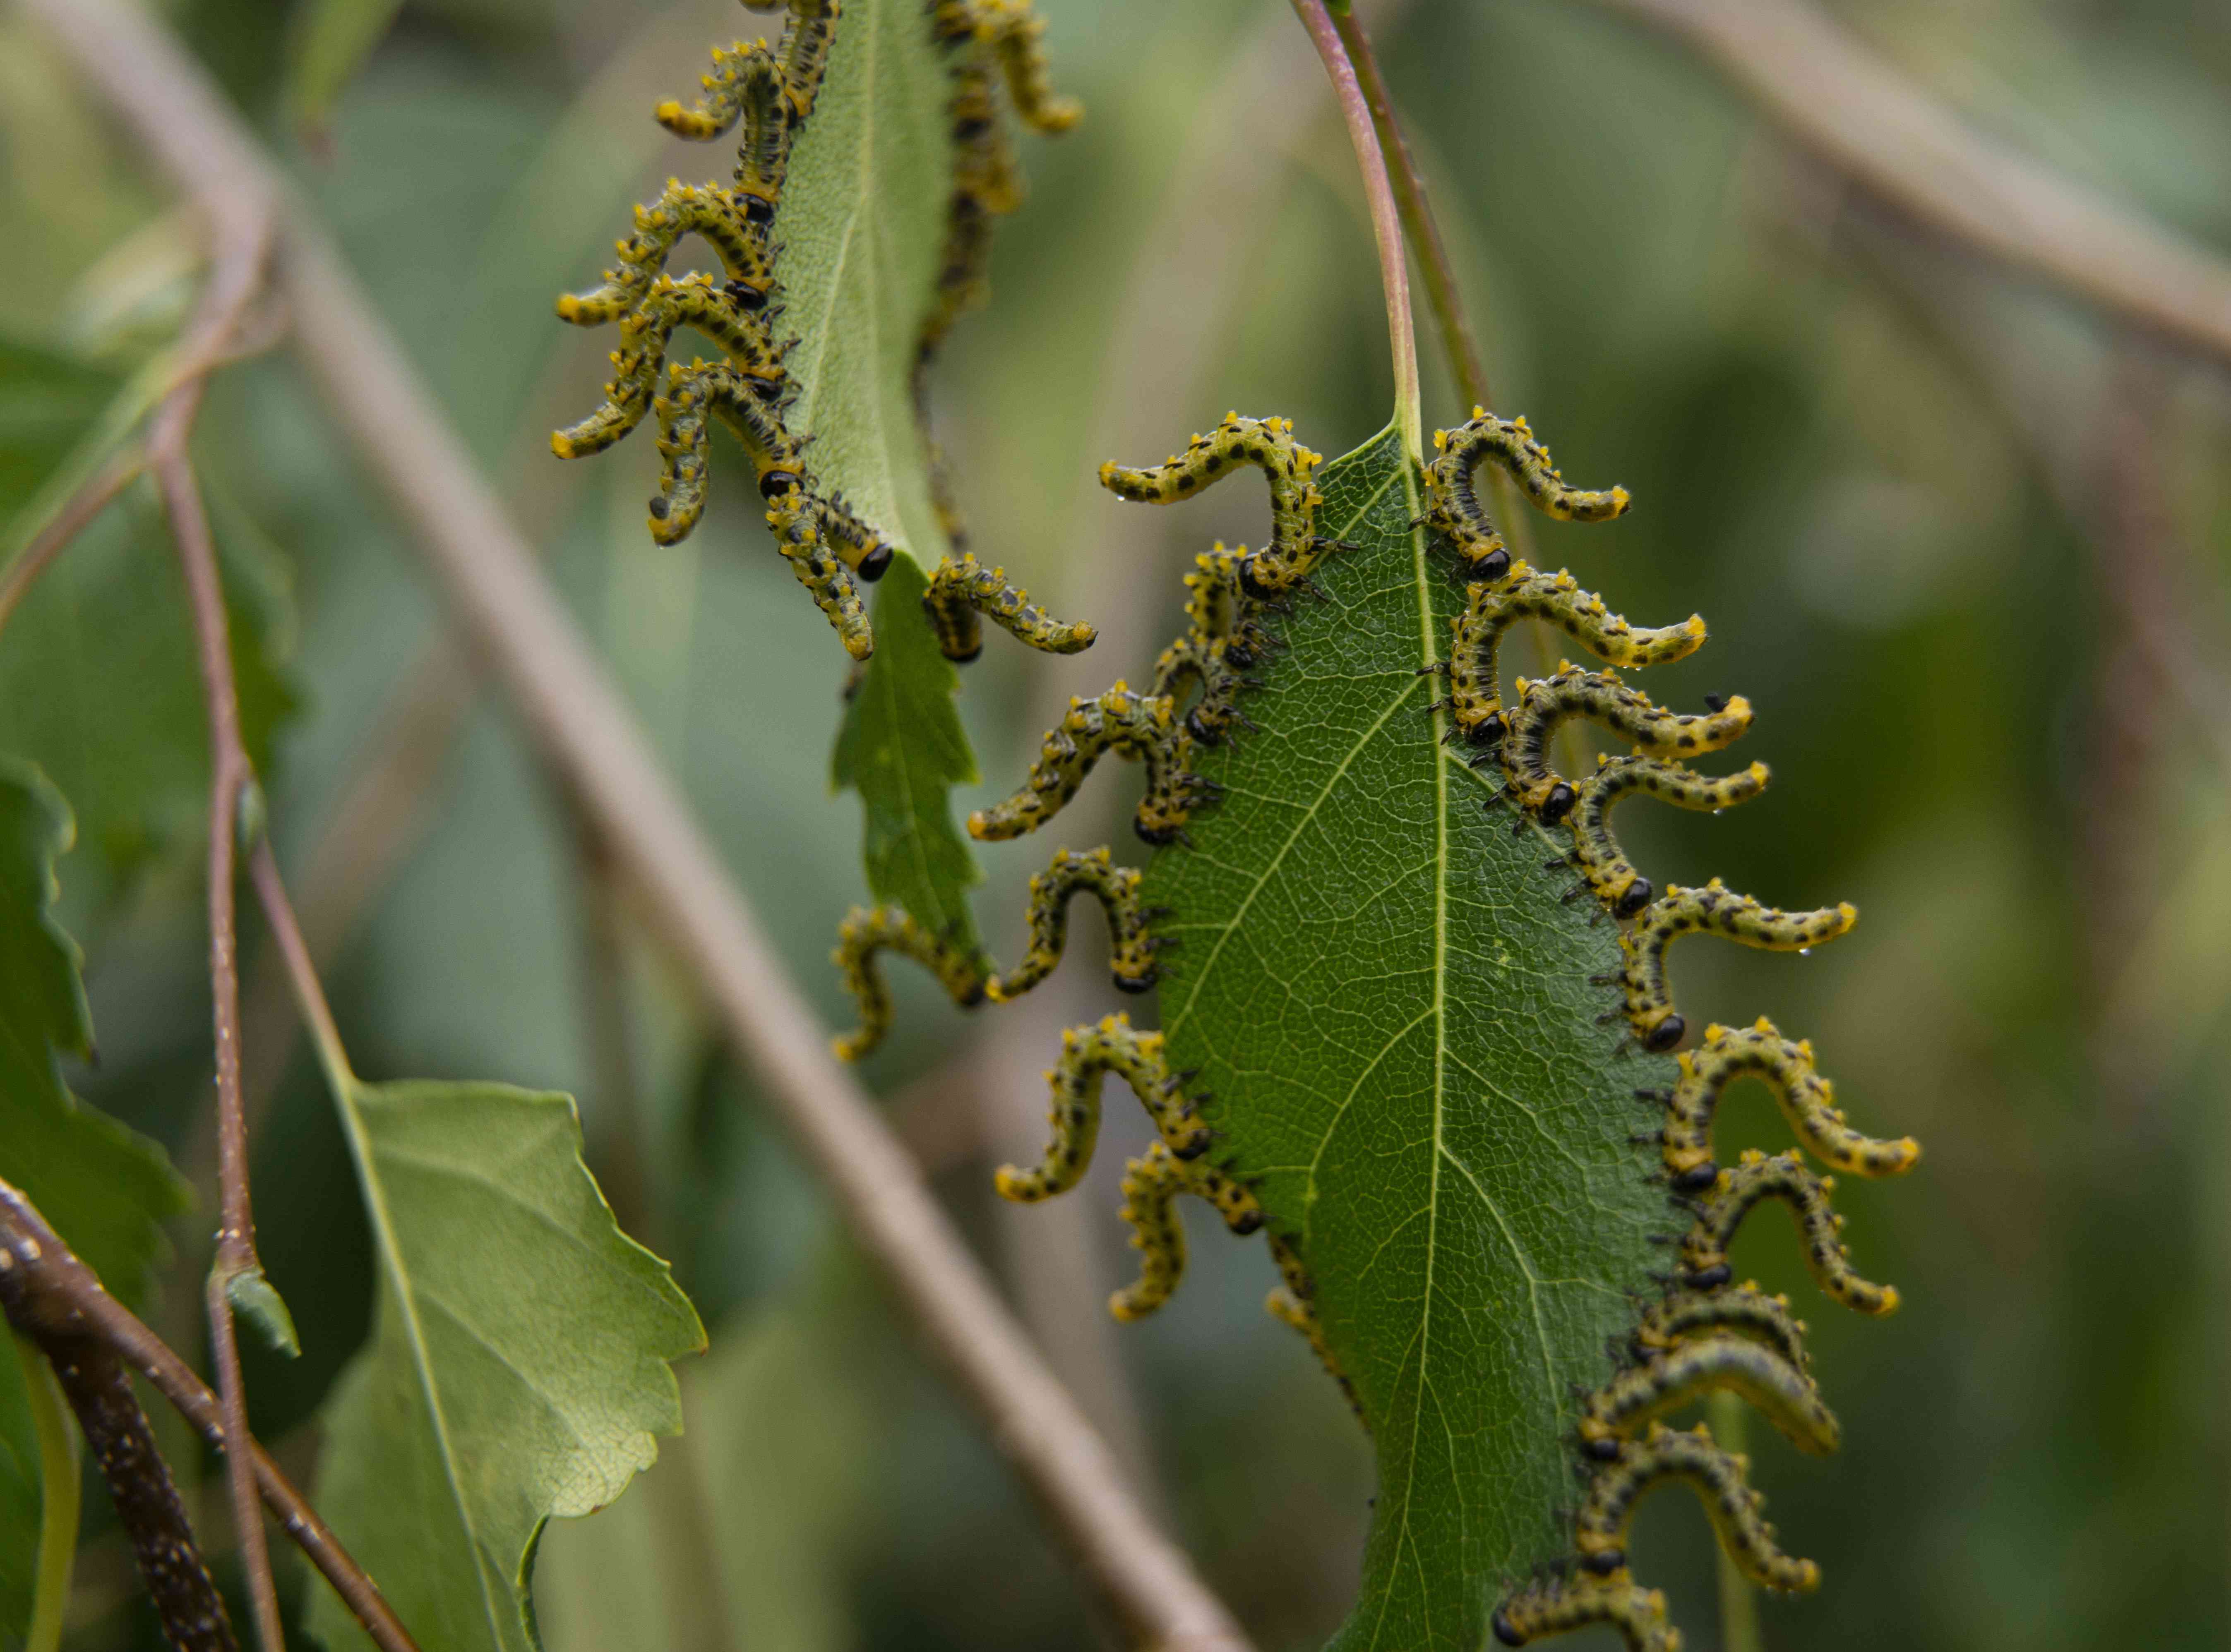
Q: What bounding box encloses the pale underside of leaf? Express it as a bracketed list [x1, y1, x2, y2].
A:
[1143, 424, 1675, 1652]
[309, 1080, 704, 1652]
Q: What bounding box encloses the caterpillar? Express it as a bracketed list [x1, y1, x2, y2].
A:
[1615, 880, 1857, 1055]
[1099, 414, 1342, 597]
[1434, 564, 1705, 750]
[965, 683, 1218, 847]
[921, 551, 1096, 663]
[833, 843, 1158, 1060]
[557, 0, 1077, 663]
[1424, 408, 1632, 583]
[1111, 1139, 1265, 1321]
[992, 1014, 1212, 1202]
[1642, 1017, 1922, 1188]
[1678, 1149, 1900, 1315]
[1414, 411, 1918, 1652]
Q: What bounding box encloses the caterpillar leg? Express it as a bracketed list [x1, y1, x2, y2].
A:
[1655, 1017, 1922, 1189]
[1443, 565, 1705, 750]
[1632, 1284, 1811, 1378]
[1109, 1141, 1266, 1321]
[1504, 668, 1753, 823]
[1560, 755, 1770, 922]
[1579, 1336, 1836, 1458]
[967, 685, 1205, 846]
[1426, 409, 1631, 582]
[555, 179, 774, 328]
[988, 846, 1158, 1001]
[1575, 1423, 1820, 1594]
[921, 552, 1096, 662]
[1099, 414, 1330, 596]
[1617, 878, 1857, 1053]
[994, 1015, 1211, 1204]
[830, 906, 987, 1061]
[1491, 1580, 1677, 1652]
[964, 0, 1083, 134]
[1680, 1149, 1899, 1315]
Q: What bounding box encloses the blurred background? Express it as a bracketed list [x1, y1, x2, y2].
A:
[1, 0, 2228, 1647]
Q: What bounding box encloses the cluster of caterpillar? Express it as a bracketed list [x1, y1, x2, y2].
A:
[831, 412, 1362, 1405]
[1413, 410, 1921, 1652]
[552, 0, 1086, 666]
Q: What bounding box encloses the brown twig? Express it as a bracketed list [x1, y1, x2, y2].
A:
[146, 203, 287, 1652]
[42, 1336, 239, 1652]
[26, 0, 1251, 1640]
[0, 1181, 421, 1652]
[1587, 0, 2231, 366]
[0, 444, 146, 639]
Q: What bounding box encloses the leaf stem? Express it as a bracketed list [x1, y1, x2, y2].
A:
[15, 1333, 79, 1652]
[149, 203, 288, 1652]
[1290, 0, 1420, 458]
[0, 445, 145, 643]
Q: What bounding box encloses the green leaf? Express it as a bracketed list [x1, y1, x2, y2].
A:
[829, 556, 983, 952]
[0, 760, 189, 1651]
[0, 480, 301, 899]
[286, 0, 408, 137]
[1140, 425, 1672, 1651]
[775, 0, 985, 936]
[0, 759, 190, 1307]
[307, 1078, 707, 1652]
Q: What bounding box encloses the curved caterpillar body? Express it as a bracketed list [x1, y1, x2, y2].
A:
[1100, 414, 1337, 597]
[988, 845, 1162, 1000]
[1424, 408, 1631, 582]
[1439, 563, 1704, 750]
[830, 904, 987, 1062]
[967, 684, 1215, 847]
[1421, 412, 1919, 1651]
[921, 551, 1096, 662]
[558, 0, 1076, 662]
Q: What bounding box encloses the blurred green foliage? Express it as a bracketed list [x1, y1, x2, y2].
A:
[0, 0, 2227, 1649]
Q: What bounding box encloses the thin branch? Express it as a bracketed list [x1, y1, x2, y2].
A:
[1290, 0, 1419, 456]
[146, 204, 287, 1652]
[0, 1182, 422, 1652]
[1586, 0, 2231, 366]
[28, 2, 1254, 1641]
[43, 1336, 239, 1652]
[0, 444, 146, 640]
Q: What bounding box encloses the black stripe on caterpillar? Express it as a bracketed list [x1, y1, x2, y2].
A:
[1679, 1148, 1900, 1316]
[1425, 408, 1631, 583]
[993, 1014, 1212, 1203]
[1617, 879, 1856, 1054]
